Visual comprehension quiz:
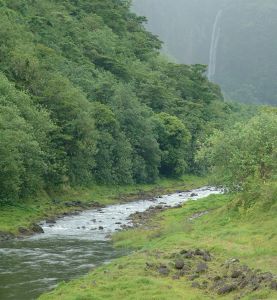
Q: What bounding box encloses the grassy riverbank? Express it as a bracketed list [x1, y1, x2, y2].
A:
[40, 186, 277, 300]
[0, 175, 207, 238]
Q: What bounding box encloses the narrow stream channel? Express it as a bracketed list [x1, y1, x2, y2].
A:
[0, 187, 221, 300]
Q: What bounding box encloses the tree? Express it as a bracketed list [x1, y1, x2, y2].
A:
[197, 109, 277, 190]
[154, 113, 191, 177]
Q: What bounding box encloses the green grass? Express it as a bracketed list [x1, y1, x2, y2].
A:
[39, 189, 277, 300]
[0, 175, 207, 236]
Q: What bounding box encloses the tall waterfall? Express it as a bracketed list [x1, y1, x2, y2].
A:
[208, 10, 223, 81]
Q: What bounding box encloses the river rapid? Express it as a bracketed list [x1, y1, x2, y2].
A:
[0, 186, 222, 300]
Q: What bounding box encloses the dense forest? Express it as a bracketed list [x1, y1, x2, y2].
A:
[133, 0, 277, 105]
[1, 1, 277, 300]
[0, 0, 234, 204]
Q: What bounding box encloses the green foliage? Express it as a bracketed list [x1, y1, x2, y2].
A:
[154, 113, 191, 177]
[0, 0, 227, 203]
[0, 73, 54, 203]
[197, 109, 277, 190]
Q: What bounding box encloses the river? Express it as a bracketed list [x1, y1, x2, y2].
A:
[0, 186, 221, 300]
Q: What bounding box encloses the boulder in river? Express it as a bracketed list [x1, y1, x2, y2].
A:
[31, 224, 44, 233]
[45, 218, 56, 224]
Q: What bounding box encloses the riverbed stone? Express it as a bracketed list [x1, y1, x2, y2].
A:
[31, 223, 44, 233]
[45, 218, 56, 224]
[18, 227, 29, 234]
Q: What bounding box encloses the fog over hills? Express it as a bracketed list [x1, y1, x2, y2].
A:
[133, 0, 277, 105]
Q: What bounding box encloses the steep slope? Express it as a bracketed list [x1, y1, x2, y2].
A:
[133, 0, 277, 105]
[0, 0, 227, 204]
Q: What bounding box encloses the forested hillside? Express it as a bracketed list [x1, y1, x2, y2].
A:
[133, 0, 277, 105]
[0, 0, 230, 204]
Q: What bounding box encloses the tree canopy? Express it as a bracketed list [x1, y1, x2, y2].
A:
[0, 0, 230, 204]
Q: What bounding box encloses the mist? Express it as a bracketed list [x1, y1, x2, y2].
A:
[132, 0, 277, 105]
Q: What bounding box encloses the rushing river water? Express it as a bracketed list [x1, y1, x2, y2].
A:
[0, 186, 221, 300]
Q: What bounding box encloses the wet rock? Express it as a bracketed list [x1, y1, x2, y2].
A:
[0, 231, 14, 241]
[175, 260, 185, 270]
[98, 226, 104, 230]
[115, 222, 122, 225]
[45, 218, 56, 224]
[91, 219, 96, 222]
[64, 200, 83, 207]
[217, 283, 237, 295]
[158, 265, 170, 276]
[190, 193, 198, 197]
[18, 227, 29, 234]
[31, 224, 44, 233]
[90, 201, 104, 208]
[82, 226, 86, 229]
[196, 262, 208, 273]
[155, 205, 163, 210]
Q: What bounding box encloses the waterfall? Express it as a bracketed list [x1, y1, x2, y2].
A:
[208, 10, 223, 81]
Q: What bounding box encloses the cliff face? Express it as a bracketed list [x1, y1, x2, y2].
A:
[133, 0, 277, 105]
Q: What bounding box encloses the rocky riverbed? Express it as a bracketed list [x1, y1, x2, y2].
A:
[0, 186, 222, 300]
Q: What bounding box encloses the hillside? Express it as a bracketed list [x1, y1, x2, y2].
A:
[0, 1, 276, 300]
[0, 0, 228, 204]
[133, 0, 277, 105]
